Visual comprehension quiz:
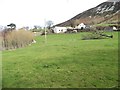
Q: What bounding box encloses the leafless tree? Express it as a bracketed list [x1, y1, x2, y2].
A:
[46, 20, 53, 29]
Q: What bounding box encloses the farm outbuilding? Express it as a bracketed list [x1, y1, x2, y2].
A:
[76, 23, 86, 30]
[52, 26, 67, 33]
[113, 26, 117, 30]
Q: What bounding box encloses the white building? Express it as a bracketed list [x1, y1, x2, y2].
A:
[76, 23, 86, 29]
[113, 26, 117, 30]
[53, 26, 67, 33]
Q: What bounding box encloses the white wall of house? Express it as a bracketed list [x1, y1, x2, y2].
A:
[113, 26, 117, 30]
[76, 23, 86, 29]
[53, 27, 67, 33]
[66, 26, 73, 29]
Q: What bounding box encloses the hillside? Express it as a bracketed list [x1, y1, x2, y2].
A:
[55, 0, 120, 27]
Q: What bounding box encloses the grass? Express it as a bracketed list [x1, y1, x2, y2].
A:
[2, 32, 118, 88]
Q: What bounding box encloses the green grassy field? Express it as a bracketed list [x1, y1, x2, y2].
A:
[2, 32, 118, 88]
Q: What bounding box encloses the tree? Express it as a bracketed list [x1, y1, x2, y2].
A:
[7, 23, 16, 30]
[74, 19, 80, 26]
[70, 20, 80, 28]
[70, 20, 75, 28]
[23, 26, 29, 30]
[33, 25, 41, 30]
[46, 20, 53, 29]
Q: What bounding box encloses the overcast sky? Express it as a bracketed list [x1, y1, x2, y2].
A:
[0, 0, 107, 28]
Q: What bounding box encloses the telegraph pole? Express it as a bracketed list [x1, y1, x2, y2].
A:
[44, 19, 47, 43]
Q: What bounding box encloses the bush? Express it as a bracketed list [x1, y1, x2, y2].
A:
[2, 29, 34, 50]
[81, 31, 107, 40]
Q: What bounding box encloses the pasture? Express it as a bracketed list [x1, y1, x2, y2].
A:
[2, 32, 118, 88]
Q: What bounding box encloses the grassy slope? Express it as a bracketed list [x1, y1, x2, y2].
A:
[2, 32, 118, 88]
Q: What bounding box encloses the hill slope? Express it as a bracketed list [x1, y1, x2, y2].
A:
[55, 0, 120, 27]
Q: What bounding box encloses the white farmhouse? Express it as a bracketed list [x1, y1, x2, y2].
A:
[53, 26, 67, 33]
[76, 23, 86, 29]
[113, 26, 117, 30]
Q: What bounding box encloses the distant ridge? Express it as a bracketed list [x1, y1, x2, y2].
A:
[55, 0, 120, 27]
[107, 0, 120, 2]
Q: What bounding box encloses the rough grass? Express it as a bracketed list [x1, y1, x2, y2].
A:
[2, 32, 118, 88]
[2, 30, 34, 50]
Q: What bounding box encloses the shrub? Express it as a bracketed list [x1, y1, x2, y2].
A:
[81, 31, 107, 40]
[2, 29, 34, 50]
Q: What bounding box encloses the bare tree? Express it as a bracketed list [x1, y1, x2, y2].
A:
[70, 20, 80, 28]
[70, 20, 75, 28]
[46, 20, 53, 29]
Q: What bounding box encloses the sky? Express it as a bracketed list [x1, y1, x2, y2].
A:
[0, 0, 107, 29]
